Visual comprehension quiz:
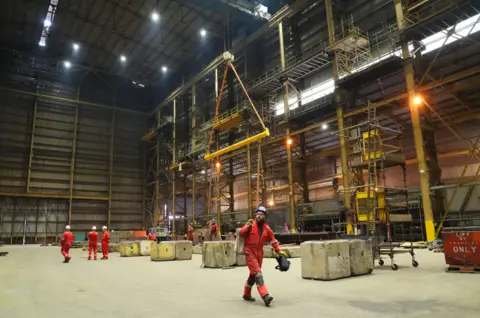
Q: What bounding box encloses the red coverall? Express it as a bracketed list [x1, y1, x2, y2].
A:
[187, 225, 194, 241]
[60, 231, 74, 262]
[239, 220, 280, 298]
[147, 233, 157, 241]
[210, 224, 218, 240]
[87, 231, 98, 260]
[101, 231, 110, 259]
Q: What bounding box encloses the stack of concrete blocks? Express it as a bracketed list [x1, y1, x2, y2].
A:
[110, 231, 133, 244]
[119, 241, 141, 257]
[201, 241, 236, 268]
[150, 241, 193, 261]
[348, 239, 374, 276]
[234, 228, 246, 266]
[301, 240, 351, 280]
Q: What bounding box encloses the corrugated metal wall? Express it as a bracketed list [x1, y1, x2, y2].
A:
[0, 52, 148, 241]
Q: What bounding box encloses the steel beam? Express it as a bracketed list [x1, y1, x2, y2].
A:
[395, 0, 435, 242]
[0, 87, 147, 116]
[0, 192, 109, 200]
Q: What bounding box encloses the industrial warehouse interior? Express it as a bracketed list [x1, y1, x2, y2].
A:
[1, 0, 480, 316]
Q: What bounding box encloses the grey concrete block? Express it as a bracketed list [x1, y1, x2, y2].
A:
[349, 239, 374, 275]
[301, 240, 351, 280]
[175, 240, 193, 260]
[202, 241, 236, 268]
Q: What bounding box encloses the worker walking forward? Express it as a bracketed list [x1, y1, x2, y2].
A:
[87, 226, 98, 260]
[210, 219, 219, 240]
[187, 223, 194, 241]
[239, 206, 287, 306]
[61, 225, 74, 263]
[101, 226, 110, 260]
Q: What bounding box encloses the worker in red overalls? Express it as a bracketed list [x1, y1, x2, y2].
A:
[101, 226, 110, 260]
[147, 229, 157, 241]
[239, 206, 287, 307]
[87, 226, 98, 260]
[187, 223, 194, 241]
[61, 225, 74, 263]
[210, 219, 219, 240]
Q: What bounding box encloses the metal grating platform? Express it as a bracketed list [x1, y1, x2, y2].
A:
[246, 45, 331, 97]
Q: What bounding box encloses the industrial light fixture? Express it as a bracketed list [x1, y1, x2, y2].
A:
[200, 28, 207, 37]
[151, 12, 159, 22]
[120, 55, 127, 62]
[64, 61, 71, 68]
[412, 95, 423, 106]
[215, 162, 221, 169]
[201, 169, 206, 174]
[268, 199, 274, 206]
[138, 83, 145, 88]
[161, 65, 168, 73]
[44, 19, 52, 27]
[286, 138, 293, 146]
[321, 123, 328, 130]
[72, 43, 79, 51]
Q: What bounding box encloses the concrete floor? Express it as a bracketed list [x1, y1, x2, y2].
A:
[0, 246, 478, 318]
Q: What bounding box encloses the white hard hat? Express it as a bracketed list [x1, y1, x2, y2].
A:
[65, 225, 71, 230]
[92, 226, 96, 230]
[102, 226, 107, 230]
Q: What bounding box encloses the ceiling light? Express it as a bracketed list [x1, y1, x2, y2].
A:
[151, 12, 159, 22]
[286, 138, 293, 146]
[44, 19, 52, 28]
[132, 81, 137, 84]
[321, 123, 328, 130]
[412, 95, 423, 106]
[64, 61, 71, 68]
[200, 28, 207, 37]
[139, 84, 145, 88]
[73, 43, 80, 51]
[120, 55, 127, 62]
[161, 66, 167, 73]
[201, 170, 206, 174]
[38, 40, 46, 47]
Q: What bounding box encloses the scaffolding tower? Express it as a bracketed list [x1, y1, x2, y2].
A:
[337, 101, 418, 270]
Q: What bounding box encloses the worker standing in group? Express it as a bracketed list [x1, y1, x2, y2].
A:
[187, 223, 194, 241]
[101, 226, 110, 260]
[87, 226, 98, 260]
[61, 225, 74, 263]
[210, 219, 219, 240]
[239, 206, 287, 306]
[147, 229, 157, 241]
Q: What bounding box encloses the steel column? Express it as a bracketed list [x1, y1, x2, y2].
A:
[325, 0, 352, 234]
[68, 104, 79, 225]
[155, 111, 161, 227]
[192, 170, 197, 223]
[395, 0, 435, 242]
[26, 98, 38, 193]
[279, 21, 297, 232]
[247, 125, 253, 218]
[172, 99, 177, 234]
[108, 110, 115, 229]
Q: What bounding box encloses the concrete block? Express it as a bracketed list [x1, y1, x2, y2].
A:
[175, 240, 193, 260]
[349, 239, 374, 276]
[109, 243, 119, 253]
[263, 245, 274, 258]
[202, 241, 236, 268]
[236, 254, 247, 266]
[150, 241, 176, 261]
[284, 246, 301, 258]
[301, 240, 351, 280]
[193, 245, 202, 254]
[235, 228, 245, 254]
[139, 240, 152, 256]
[119, 241, 141, 257]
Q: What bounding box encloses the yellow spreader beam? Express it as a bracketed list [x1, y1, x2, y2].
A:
[204, 128, 270, 161]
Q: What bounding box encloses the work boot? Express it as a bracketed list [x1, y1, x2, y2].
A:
[66, 256, 71, 263]
[94, 257, 97, 260]
[88, 257, 91, 260]
[262, 294, 273, 307]
[242, 295, 256, 302]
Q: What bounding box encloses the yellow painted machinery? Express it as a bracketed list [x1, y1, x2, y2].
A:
[355, 189, 386, 223]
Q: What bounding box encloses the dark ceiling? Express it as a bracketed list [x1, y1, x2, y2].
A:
[0, 0, 283, 86]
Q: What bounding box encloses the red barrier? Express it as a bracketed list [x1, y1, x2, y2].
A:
[443, 231, 480, 270]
